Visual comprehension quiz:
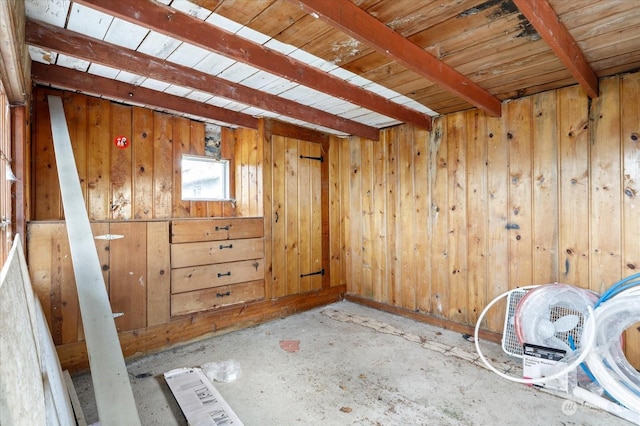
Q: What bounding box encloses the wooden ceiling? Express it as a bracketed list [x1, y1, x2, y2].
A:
[25, 0, 640, 139]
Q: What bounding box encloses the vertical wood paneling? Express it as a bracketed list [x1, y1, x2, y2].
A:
[298, 141, 311, 293]
[447, 112, 468, 323]
[414, 128, 430, 312]
[146, 221, 170, 327]
[153, 111, 173, 219]
[109, 222, 147, 332]
[271, 135, 286, 297]
[189, 121, 206, 218]
[310, 141, 323, 291]
[62, 92, 87, 208]
[349, 137, 363, 297]
[110, 103, 132, 220]
[221, 128, 237, 217]
[340, 74, 640, 367]
[486, 115, 508, 331]
[399, 126, 416, 310]
[532, 91, 559, 284]
[372, 134, 388, 302]
[360, 138, 373, 299]
[385, 130, 400, 305]
[429, 117, 448, 317]
[621, 72, 640, 369]
[86, 97, 111, 220]
[285, 138, 299, 295]
[506, 98, 533, 290]
[590, 76, 622, 293]
[466, 110, 488, 325]
[33, 89, 60, 220]
[558, 86, 590, 287]
[132, 108, 154, 219]
[328, 136, 343, 288]
[261, 121, 273, 299]
[172, 117, 191, 218]
[340, 136, 352, 292]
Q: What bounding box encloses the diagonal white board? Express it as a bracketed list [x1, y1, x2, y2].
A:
[47, 95, 141, 425]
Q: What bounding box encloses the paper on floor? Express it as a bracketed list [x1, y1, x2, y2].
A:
[164, 367, 243, 426]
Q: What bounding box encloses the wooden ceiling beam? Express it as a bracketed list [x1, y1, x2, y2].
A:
[31, 62, 260, 129]
[291, 0, 502, 117]
[0, 0, 30, 103]
[73, 0, 432, 131]
[26, 20, 379, 140]
[513, 0, 599, 99]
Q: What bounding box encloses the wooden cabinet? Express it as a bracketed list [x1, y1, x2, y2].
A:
[169, 218, 265, 316]
[27, 221, 171, 343]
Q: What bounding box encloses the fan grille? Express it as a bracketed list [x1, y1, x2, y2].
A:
[549, 305, 585, 349]
[502, 289, 527, 357]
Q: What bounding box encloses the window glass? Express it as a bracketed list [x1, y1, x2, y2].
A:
[181, 154, 230, 200]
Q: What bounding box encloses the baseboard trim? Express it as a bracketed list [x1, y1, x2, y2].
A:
[344, 293, 502, 344]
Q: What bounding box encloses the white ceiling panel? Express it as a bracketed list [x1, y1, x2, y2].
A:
[137, 31, 182, 59]
[167, 43, 211, 68]
[66, 3, 112, 39]
[104, 18, 149, 50]
[169, 0, 212, 20]
[278, 86, 325, 103]
[205, 12, 243, 34]
[25, 0, 70, 27]
[185, 90, 214, 103]
[164, 85, 194, 97]
[114, 70, 146, 86]
[87, 63, 120, 79]
[263, 39, 298, 56]
[28, 46, 57, 65]
[193, 52, 237, 77]
[260, 79, 299, 96]
[55, 53, 90, 72]
[216, 63, 260, 83]
[139, 78, 172, 92]
[236, 26, 271, 45]
[239, 71, 283, 90]
[205, 97, 234, 108]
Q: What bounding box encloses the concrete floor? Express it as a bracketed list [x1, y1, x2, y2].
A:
[73, 300, 632, 425]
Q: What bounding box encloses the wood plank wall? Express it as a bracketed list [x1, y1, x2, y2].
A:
[1, 90, 10, 263]
[338, 72, 640, 366]
[31, 87, 261, 219]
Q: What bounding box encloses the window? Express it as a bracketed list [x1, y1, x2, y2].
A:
[181, 154, 230, 201]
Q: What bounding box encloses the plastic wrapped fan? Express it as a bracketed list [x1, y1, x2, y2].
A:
[514, 284, 598, 352]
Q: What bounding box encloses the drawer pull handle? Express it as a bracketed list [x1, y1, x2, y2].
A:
[215, 225, 230, 231]
[219, 244, 233, 249]
[216, 291, 231, 298]
[217, 271, 231, 278]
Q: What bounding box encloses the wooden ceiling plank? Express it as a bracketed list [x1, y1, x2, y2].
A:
[73, 0, 431, 131]
[32, 62, 260, 129]
[291, 0, 502, 117]
[26, 20, 380, 140]
[513, 0, 599, 99]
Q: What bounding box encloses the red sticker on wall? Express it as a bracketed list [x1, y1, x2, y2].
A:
[114, 136, 129, 149]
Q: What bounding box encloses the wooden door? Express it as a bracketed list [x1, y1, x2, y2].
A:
[272, 136, 323, 297]
[108, 222, 148, 332]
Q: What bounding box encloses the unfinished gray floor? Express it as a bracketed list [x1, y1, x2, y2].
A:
[72, 301, 632, 425]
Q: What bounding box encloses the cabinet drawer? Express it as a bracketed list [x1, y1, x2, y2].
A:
[171, 218, 263, 243]
[171, 280, 265, 316]
[171, 258, 264, 294]
[171, 237, 264, 268]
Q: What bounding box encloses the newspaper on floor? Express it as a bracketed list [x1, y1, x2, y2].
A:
[164, 367, 244, 426]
